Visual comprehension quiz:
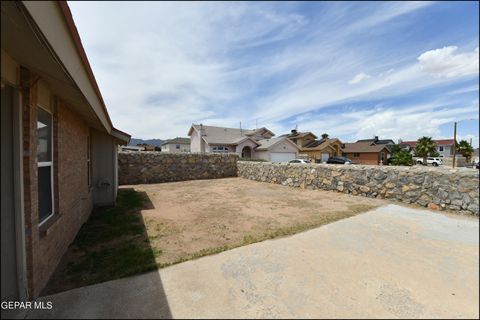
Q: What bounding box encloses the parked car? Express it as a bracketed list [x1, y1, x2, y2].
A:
[288, 159, 310, 164]
[415, 157, 443, 166]
[465, 162, 480, 169]
[326, 156, 353, 164]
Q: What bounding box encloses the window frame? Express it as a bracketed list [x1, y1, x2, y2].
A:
[37, 106, 55, 226]
[87, 134, 92, 189]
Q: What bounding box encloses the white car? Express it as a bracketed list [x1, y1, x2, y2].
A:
[416, 157, 443, 166]
[288, 159, 310, 164]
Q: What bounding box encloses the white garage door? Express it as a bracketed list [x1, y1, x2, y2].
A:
[270, 152, 296, 163]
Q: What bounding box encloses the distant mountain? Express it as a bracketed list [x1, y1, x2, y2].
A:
[129, 138, 164, 147]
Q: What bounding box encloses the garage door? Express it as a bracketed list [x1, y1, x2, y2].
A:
[270, 152, 296, 163]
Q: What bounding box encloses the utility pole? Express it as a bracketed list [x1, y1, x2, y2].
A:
[452, 121, 457, 169]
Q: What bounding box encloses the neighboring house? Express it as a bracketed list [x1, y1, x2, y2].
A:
[120, 145, 145, 152]
[160, 137, 191, 153]
[473, 148, 479, 163]
[400, 139, 455, 157]
[188, 124, 299, 162]
[283, 129, 318, 148]
[341, 137, 392, 165]
[356, 136, 395, 146]
[302, 138, 344, 163]
[1, 1, 130, 302]
[136, 143, 155, 151]
[282, 130, 343, 163]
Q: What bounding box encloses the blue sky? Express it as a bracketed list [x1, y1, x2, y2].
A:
[68, 1, 479, 146]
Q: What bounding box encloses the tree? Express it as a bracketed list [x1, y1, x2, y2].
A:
[389, 144, 413, 166]
[391, 149, 413, 166]
[457, 140, 474, 162]
[321, 133, 329, 139]
[415, 137, 437, 165]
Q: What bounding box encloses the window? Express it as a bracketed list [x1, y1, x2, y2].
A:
[212, 146, 229, 153]
[37, 107, 54, 224]
[176, 144, 180, 149]
[439, 146, 444, 152]
[87, 134, 92, 188]
[353, 153, 360, 158]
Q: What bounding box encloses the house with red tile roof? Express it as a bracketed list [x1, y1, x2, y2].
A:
[400, 139, 455, 157]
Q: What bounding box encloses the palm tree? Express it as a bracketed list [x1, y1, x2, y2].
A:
[415, 137, 437, 165]
[457, 140, 474, 162]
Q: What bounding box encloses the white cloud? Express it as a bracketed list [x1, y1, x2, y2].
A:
[348, 73, 371, 85]
[68, 1, 478, 143]
[417, 46, 479, 78]
[296, 100, 479, 146]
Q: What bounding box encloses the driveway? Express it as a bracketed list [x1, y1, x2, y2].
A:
[29, 205, 479, 319]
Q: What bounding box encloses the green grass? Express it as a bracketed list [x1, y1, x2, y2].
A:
[43, 188, 161, 293]
[72, 189, 146, 249]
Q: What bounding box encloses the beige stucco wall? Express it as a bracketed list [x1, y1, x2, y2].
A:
[268, 139, 299, 153]
[234, 139, 258, 155]
[253, 150, 271, 161]
[91, 129, 117, 206]
[190, 129, 201, 153]
[161, 143, 190, 153]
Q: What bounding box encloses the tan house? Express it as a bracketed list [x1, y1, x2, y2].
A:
[302, 139, 344, 163]
[188, 124, 299, 162]
[1, 1, 129, 303]
[283, 130, 343, 163]
[160, 137, 191, 153]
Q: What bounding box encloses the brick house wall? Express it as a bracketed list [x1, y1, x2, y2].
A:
[345, 152, 389, 165]
[21, 69, 93, 298]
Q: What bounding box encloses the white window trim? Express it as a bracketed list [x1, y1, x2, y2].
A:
[37, 105, 54, 226]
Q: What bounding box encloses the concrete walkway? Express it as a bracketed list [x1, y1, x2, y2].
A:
[28, 205, 479, 319]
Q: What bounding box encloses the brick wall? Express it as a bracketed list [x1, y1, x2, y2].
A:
[21, 69, 93, 298]
[345, 152, 386, 165]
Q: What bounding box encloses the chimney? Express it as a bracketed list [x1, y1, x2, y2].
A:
[200, 123, 206, 136]
[291, 129, 298, 135]
[374, 136, 379, 142]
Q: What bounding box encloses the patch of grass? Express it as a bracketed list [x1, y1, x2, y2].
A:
[72, 189, 147, 249]
[66, 242, 159, 286]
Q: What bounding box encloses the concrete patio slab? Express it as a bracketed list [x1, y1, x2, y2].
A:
[28, 204, 479, 319]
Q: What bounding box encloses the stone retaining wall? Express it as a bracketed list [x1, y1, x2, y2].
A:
[118, 152, 238, 185]
[238, 162, 479, 215]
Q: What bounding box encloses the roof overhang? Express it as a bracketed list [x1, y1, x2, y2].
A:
[256, 137, 301, 151]
[2, 1, 129, 142]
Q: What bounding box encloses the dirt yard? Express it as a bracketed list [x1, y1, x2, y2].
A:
[43, 177, 385, 295]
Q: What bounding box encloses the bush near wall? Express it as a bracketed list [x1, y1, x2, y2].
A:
[118, 152, 238, 185]
[238, 161, 479, 215]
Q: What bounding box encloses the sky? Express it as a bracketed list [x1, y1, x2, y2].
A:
[68, 1, 479, 146]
